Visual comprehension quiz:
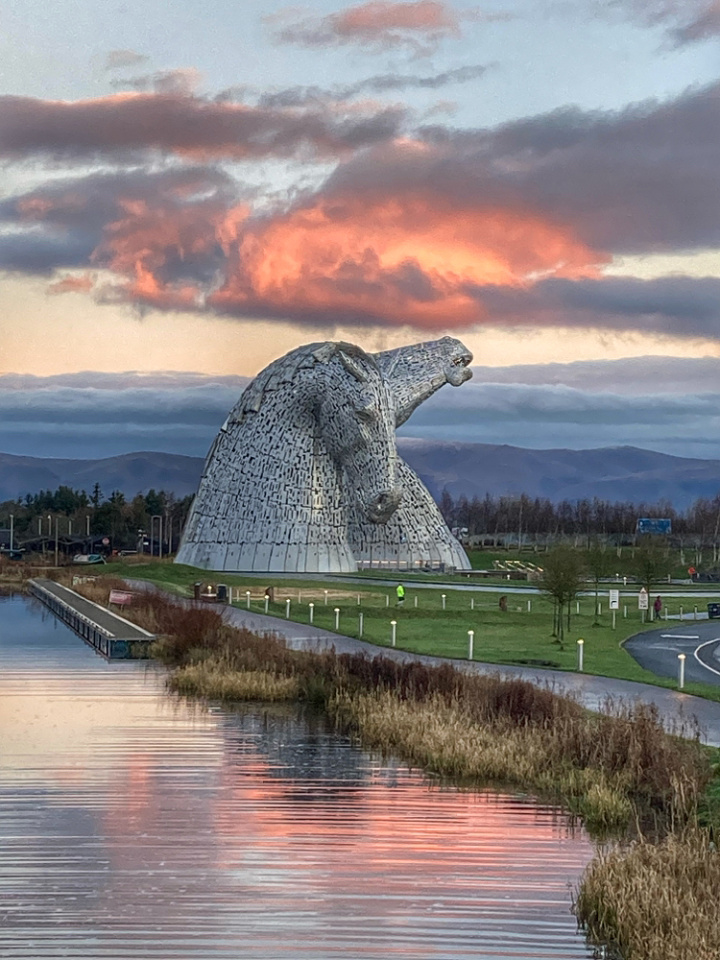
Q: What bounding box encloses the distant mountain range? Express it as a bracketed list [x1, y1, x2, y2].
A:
[1, 441, 720, 509]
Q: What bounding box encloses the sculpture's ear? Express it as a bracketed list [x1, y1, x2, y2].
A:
[337, 343, 374, 383]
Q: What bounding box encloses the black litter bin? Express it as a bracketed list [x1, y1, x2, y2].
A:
[708, 603, 720, 619]
[217, 584, 228, 603]
[193, 581, 202, 601]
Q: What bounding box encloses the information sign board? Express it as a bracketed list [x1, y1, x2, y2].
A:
[638, 588, 649, 610]
[609, 590, 620, 610]
[636, 518, 671, 535]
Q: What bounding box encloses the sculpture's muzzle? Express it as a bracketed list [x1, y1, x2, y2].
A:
[366, 487, 403, 524]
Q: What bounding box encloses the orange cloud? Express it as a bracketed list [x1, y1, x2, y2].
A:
[91, 183, 605, 329]
[334, 0, 460, 37]
[47, 273, 95, 295]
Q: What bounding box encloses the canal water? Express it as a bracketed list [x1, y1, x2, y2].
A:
[0, 594, 597, 959]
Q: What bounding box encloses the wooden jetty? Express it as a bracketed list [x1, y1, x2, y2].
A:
[28, 578, 155, 659]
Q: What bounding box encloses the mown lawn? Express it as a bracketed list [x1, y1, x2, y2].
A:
[103, 556, 720, 701]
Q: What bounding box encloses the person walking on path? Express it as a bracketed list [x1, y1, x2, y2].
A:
[654, 595, 662, 619]
[396, 583, 405, 607]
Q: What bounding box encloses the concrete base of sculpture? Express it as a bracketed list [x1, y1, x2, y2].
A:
[175, 337, 472, 573]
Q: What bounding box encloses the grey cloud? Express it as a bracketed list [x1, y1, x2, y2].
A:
[258, 64, 489, 108]
[5, 366, 720, 462]
[399, 379, 720, 458]
[103, 50, 149, 71]
[0, 374, 247, 459]
[0, 230, 96, 274]
[343, 79, 720, 253]
[0, 92, 406, 162]
[109, 68, 203, 96]
[620, 0, 720, 46]
[467, 276, 720, 338]
[670, 3, 720, 45]
[0, 166, 238, 277]
[468, 356, 720, 395]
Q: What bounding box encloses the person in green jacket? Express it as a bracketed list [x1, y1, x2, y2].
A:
[396, 583, 405, 607]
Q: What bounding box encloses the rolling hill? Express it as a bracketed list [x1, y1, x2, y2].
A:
[1, 442, 720, 508]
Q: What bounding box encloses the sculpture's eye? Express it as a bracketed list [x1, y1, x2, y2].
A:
[452, 354, 470, 367]
[356, 403, 379, 423]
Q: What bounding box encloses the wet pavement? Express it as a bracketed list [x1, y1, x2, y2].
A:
[127, 582, 720, 748]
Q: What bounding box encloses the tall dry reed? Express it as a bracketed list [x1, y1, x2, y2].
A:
[575, 828, 720, 960]
[65, 574, 720, 958]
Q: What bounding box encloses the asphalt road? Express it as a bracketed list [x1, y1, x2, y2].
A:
[625, 618, 720, 686]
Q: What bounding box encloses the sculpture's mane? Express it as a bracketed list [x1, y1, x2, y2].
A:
[228, 341, 377, 426]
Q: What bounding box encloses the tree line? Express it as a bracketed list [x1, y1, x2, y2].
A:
[2, 484, 194, 551]
[439, 490, 720, 544]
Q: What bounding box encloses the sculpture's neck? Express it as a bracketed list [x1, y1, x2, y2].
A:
[373, 345, 450, 426]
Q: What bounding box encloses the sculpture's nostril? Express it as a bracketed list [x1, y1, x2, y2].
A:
[367, 488, 403, 523]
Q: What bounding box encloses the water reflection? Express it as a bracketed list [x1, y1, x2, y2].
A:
[0, 594, 596, 958]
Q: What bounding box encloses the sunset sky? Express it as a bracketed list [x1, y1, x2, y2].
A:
[1, 0, 719, 460]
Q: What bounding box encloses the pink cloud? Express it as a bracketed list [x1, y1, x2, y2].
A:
[269, 0, 462, 54]
[47, 274, 95, 295]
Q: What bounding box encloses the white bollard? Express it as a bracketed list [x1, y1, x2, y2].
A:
[678, 653, 686, 690]
[612, 610, 616, 630]
[598, 602, 602, 615]
[577, 638, 584, 672]
[334, 607, 340, 630]
[680, 606, 684, 620]
[285, 599, 291, 619]
[357, 594, 361, 605]
[246, 590, 251, 610]
[324, 590, 329, 605]
[309, 602, 314, 624]
[414, 596, 418, 608]
[358, 612, 363, 638]
[442, 594, 446, 610]
[228, 587, 233, 604]
[264, 595, 269, 614]
[527, 600, 532, 613]
[391, 620, 397, 647]
[386, 595, 390, 607]
[623, 605, 628, 619]
[468, 630, 474, 660]
[470, 598, 474, 611]
[694, 606, 698, 620]
[576, 600, 580, 615]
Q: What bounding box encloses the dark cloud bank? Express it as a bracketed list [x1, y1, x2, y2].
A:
[0, 71, 717, 337]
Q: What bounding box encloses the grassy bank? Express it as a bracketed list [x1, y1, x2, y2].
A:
[46, 568, 720, 957]
[96, 558, 720, 701]
[68, 573, 715, 832]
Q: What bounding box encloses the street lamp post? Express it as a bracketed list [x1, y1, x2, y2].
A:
[150, 516, 163, 559]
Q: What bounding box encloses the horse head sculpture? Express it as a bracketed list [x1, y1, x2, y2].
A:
[175, 339, 407, 572]
[311, 342, 403, 524]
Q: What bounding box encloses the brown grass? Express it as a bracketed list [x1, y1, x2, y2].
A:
[575, 828, 720, 960]
[170, 659, 301, 700]
[64, 574, 720, 955]
[67, 576, 711, 824]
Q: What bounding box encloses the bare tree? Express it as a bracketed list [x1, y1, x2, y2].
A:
[538, 545, 587, 645]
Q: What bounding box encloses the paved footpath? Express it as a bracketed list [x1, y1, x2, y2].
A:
[221, 604, 720, 747]
[128, 580, 720, 747]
